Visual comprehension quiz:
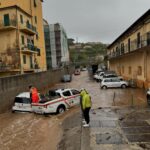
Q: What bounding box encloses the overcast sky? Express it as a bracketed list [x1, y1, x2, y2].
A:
[43, 0, 150, 44]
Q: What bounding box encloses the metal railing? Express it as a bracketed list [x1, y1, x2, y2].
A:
[108, 35, 150, 59]
[0, 19, 17, 28]
[26, 23, 37, 32]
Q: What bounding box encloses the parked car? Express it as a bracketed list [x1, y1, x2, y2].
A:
[61, 74, 72, 82]
[81, 67, 87, 71]
[102, 74, 123, 81]
[12, 88, 80, 114]
[74, 69, 80, 75]
[100, 78, 128, 89]
[93, 72, 105, 81]
[147, 89, 150, 105]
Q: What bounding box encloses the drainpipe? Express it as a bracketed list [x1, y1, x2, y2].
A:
[16, 7, 23, 74]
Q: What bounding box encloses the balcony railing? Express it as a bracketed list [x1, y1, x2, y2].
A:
[0, 19, 17, 31]
[21, 44, 39, 54]
[108, 35, 150, 59]
[20, 23, 37, 35]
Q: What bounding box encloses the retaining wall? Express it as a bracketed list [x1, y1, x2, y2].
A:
[0, 69, 66, 113]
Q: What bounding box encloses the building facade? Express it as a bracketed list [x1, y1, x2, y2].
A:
[44, 23, 69, 69]
[43, 19, 52, 70]
[0, 0, 46, 75]
[107, 9, 150, 88]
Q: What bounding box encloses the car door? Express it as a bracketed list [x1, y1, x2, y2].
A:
[106, 79, 113, 87]
[22, 98, 32, 111]
[62, 90, 74, 107]
[112, 78, 121, 87]
[70, 89, 80, 105]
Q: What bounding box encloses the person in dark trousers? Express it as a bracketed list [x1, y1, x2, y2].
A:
[82, 90, 92, 127]
[80, 89, 86, 124]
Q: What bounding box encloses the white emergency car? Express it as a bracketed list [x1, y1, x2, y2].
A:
[12, 88, 80, 114]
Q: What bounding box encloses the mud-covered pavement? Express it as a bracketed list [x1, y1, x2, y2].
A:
[0, 71, 149, 150]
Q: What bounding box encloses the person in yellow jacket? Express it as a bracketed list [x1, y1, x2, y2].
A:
[82, 90, 92, 127]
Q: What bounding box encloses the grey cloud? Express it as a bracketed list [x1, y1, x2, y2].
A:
[43, 0, 150, 43]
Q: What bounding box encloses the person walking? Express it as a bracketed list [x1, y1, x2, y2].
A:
[29, 85, 39, 103]
[82, 90, 92, 127]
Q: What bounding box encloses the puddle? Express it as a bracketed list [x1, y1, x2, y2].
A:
[96, 132, 124, 144]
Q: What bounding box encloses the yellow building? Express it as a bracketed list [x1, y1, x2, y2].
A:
[107, 9, 150, 88]
[0, 0, 46, 75]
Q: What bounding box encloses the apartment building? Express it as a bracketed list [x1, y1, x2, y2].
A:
[44, 22, 69, 69]
[43, 19, 52, 70]
[107, 9, 150, 88]
[0, 0, 46, 75]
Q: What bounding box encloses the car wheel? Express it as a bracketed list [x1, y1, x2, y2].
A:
[147, 95, 150, 105]
[12, 110, 15, 113]
[121, 84, 126, 88]
[102, 85, 107, 89]
[96, 79, 99, 82]
[57, 105, 66, 114]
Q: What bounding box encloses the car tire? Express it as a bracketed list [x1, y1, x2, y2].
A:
[147, 95, 150, 105]
[57, 105, 66, 114]
[12, 110, 15, 113]
[102, 85, 107, 89]
[121, 84, 126, 88]
[96, 79, 99, 82]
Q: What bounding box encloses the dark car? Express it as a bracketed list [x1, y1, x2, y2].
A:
[74, 69, 80, 75]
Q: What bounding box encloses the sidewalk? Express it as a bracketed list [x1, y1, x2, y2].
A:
[81, 107, 150, 150]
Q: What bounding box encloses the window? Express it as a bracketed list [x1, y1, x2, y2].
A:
[34, 0, 37, 7]
[111, 79, 120, 82]
[27, 38, 30, 44]
[121, 43, 124, 54]
[4, 14, 10, 26]
[20, 15, 23, 24]
[129, 66, 132, 75]
[63, 91, 71, 97]
[128, 38, 130, 52]
[137, 66, 142, 76]
[23, 55, 26, 64]
[14, 97, 31, 104]
[36, 34, 39, 40]
[104, 79, 111, 82]
[37, 48, 40, 56]
[71, 90, 80, 95]
[21, 35, 25, 44]
[137, 32, 141, 48]
[35, 16, 37, 24]
[147, 32, 150, 45]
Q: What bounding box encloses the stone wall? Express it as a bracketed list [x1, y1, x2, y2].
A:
[0, 69, 66, 113]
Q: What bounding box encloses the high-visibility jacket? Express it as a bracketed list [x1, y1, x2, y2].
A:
[31, 88, 39, 103]
[82, 92, 92, 110]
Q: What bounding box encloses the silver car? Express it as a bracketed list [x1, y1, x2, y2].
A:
[100, 78, 128, 89]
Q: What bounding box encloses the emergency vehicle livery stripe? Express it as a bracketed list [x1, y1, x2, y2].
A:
[32, 95, 80, 107]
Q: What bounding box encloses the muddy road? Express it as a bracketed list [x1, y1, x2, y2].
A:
[0, 71, 148, 150]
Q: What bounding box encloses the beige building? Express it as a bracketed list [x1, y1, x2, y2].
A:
[0, 0, 46, 75]
[107, 9, 150, 88]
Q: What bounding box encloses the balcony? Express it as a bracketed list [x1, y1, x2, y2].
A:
[20, 23, 37, 35]
[0, 20, 17, 31]
[21, 44, 38, 54]
[108, 35, 150, 60]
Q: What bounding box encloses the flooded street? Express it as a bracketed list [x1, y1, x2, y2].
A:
[0, 71, 148, 150]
